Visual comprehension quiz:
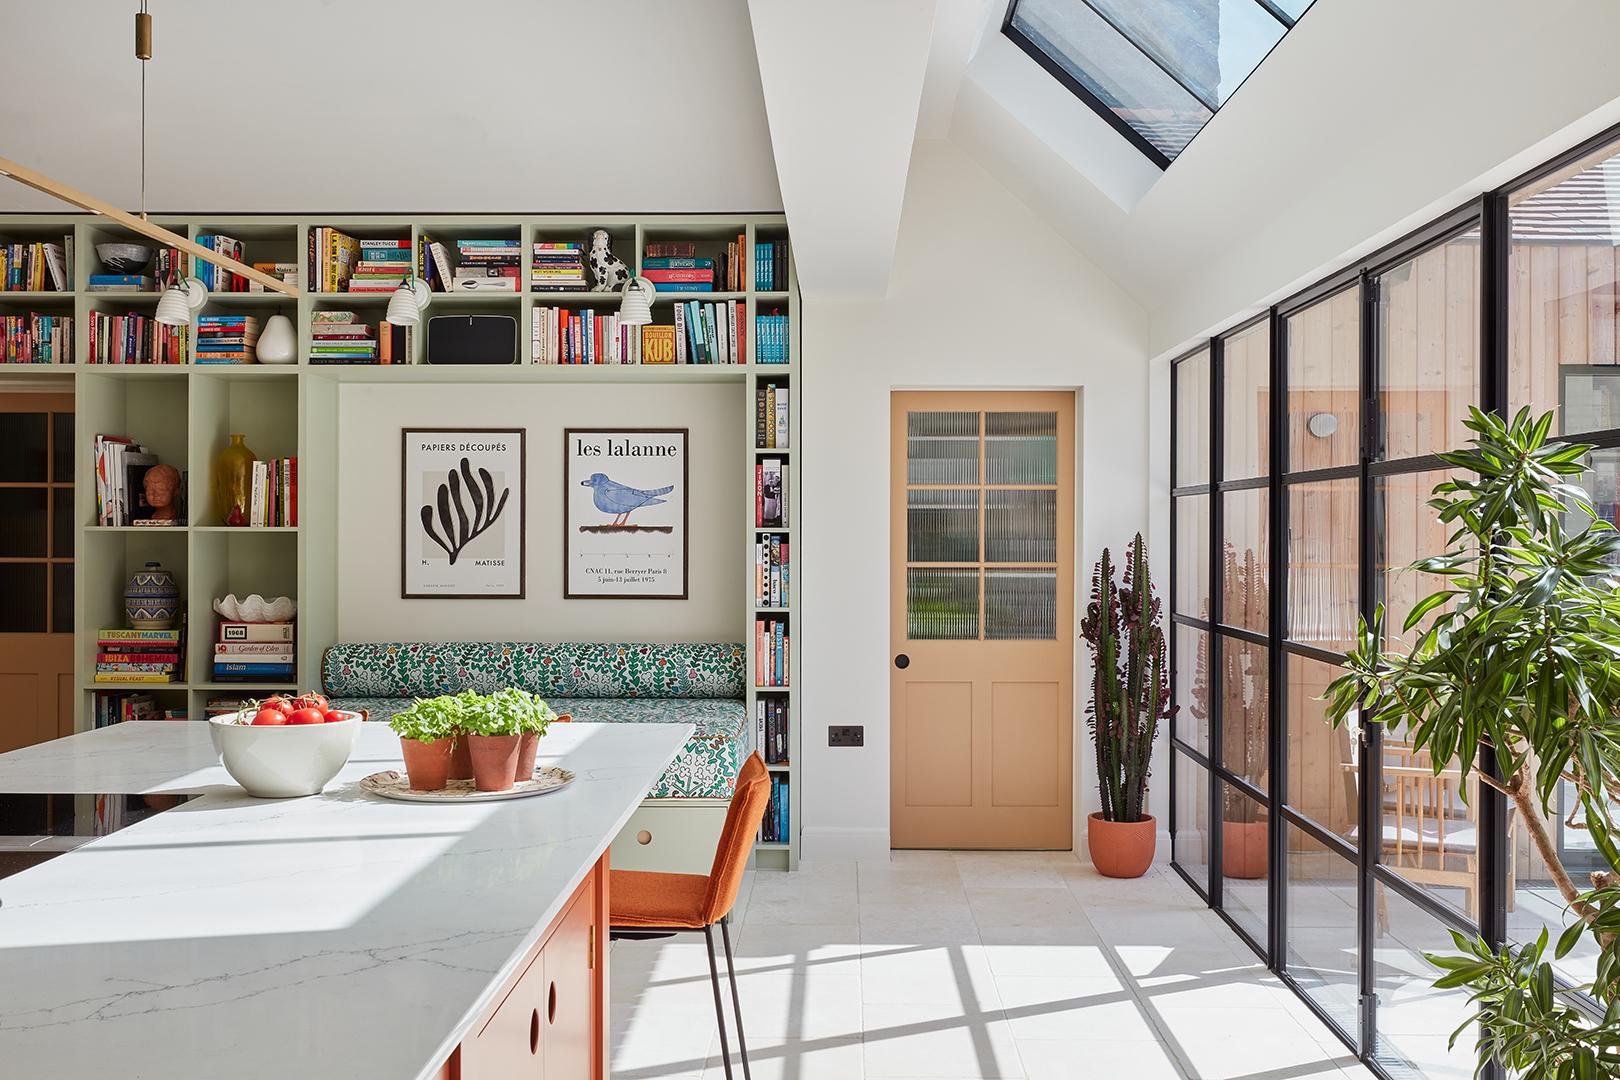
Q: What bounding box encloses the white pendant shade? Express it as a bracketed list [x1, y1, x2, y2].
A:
[154, 277, 207, 327]
[386, 280, 432, 327]
[256, 313, 296, 364]
[618, 276, 656, 327]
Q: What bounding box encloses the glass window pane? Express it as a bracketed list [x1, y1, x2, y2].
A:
[0, 413, 48, 482]
[984, 569, 1056, 640]
[1375, 469, 1462, 648]
[51, 488, 72, 559]
[1083, 0, 1284, 107]
[984, 411, 1056, 484]
[1377, 739, 1478, 923]
[1174, 493, 1209, 618]
[1175, 625, 1210, 755]
[907, 568, 979, 640]
[1222, 783, 1269, 944]
[1175, 347, 1211, 487]
[1513, 778, 1601, 991]
[1286, 480, 1357, 648]
[984, 489, 1056, 563]
[1173, 750, 1211, 895]
[1009, 0, 1213, 161]
[1224, 320, 1271, 479]
[0, 563, 46, 632]
[1286, 829, 1358, 1039]
[1220, 633, 1268, 790]
[51, 562, 71, 635]
[52, 412, 73, 483]
[1286, 288, 1360, 472]
[1222, 488, 1268, 632]
[907, 411, 979, 485]
[1287, 657, 1359, 839]
[908, 489, 979, 563]
[1378, 235, 1480, 461]
[1569, 449, 1620, 569]
[0, 487, 49, 557]
[1373, 885, 1479, 1079]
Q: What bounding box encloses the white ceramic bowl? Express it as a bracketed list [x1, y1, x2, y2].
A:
[208, 711, 362, 798]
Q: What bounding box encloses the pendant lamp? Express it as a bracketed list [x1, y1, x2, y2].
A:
[154, 276, 206, 326]
[386, 279, 433, 327]
[617, 276, 656, 326]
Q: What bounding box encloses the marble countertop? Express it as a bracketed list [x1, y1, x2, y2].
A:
[0, 720, 693, 1080]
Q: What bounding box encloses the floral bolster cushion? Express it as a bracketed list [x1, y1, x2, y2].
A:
[320, 641, 745, 700]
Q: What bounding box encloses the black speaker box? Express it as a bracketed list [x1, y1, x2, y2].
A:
[426, 314, 518, 365]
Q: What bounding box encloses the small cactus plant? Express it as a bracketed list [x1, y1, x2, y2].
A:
[1080, 534, 1174, 823]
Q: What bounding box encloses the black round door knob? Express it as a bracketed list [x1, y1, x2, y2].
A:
[895, 654, 910, 669]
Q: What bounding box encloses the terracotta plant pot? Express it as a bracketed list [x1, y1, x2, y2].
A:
[467, 734, 522, 792]
[515, 730, 540, 781]
[1222, 820, 1269, 879]
[399, 736, 452, 791]
[448, 731, 474, 780]
[1087, 811, 1157, 879]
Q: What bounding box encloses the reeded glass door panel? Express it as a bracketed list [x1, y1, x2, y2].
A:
[1175, 626, 1210, 755]
[1224, 321, 1271, 480]
[985, 489, 1056, 563]
[907, 411, 980, 485]
[0, 488, 48, 557]
[984, 569, 1056, 640]
[1287, 289, 1361, 472]
[1286, 480, 1358, 649]
[1373, 885, 1479, 1079]
[1285, 830, 1359, 1038]
[1222, 488, 1269, 632]
[51, 412, 73, 483]
[1222, 784, 1269, 945]
[908, 489, 979, 563]
[1287, 657, 1358, 839]
[1377, 236, 1481, 462]
[51, 563, 71, 635]
[1375, 469, 1463, 648]
[984, 411, 1057, 484]
[0, 413, 48, 483]
[1174, 493, 1210, 618]
[1378, 738, 1478, 923]
[1220, 633, 1268, 791]
[907, 569, 979, 640]
[1176, 348, 1211, 487]
[1173, 751, 1211, 895]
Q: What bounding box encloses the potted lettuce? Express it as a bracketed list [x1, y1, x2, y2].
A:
[387, 696, 463, 791]
[462, 687, 557, 791]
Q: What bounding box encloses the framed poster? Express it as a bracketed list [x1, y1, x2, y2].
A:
[402, 428, 525, 598]
[564, 428, 688, 599]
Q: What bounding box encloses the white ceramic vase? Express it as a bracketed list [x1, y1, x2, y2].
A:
[256, 313, 297, 364]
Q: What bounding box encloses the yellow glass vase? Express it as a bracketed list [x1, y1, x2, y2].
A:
[213, 435, 258, 526]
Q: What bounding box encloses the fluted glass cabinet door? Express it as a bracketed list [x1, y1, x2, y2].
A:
[891, 391, 1074, 850]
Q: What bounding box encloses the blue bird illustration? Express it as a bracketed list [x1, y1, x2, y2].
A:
[581, 473, 674, 526]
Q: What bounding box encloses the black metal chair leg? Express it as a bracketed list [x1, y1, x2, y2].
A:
[704, 923, 735, 1080]
[720, 916, 752, 1080]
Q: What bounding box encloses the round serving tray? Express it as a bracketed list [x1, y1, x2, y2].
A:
[360, 766, 576, 803]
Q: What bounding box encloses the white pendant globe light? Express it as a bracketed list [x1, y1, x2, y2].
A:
[154, 277, 206, 327]
[386, 279, 433, 327]
[256, 311, 296, 364]
[617, 276, 656, 327]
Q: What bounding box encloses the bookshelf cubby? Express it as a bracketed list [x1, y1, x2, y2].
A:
[0, 212, 799, 869]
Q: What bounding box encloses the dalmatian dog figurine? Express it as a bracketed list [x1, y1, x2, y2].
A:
[588, 229, 631, 292]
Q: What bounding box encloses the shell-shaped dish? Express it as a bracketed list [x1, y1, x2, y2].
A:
[212, 593, 297, 623]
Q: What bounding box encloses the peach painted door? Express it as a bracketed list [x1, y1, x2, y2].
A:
[0, 393, 75, 753]
[890, 392, 1075, 849]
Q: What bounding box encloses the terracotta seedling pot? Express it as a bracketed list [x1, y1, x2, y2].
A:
[1222, 820, 1269, 879]
[467, 734, 522, 792]
[1087, 812, 1156, 879]
[399, 736, 453, 791]
[515, 730, 540, 781]
[448, 731, 474, 780]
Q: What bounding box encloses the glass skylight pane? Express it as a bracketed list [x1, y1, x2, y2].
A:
[1270, 0, 1313, 19]
[1011, 0, 1212, 160]
[1085, 0, 1284, 106]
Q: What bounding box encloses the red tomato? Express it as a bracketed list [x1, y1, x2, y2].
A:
[322, 709, 348, 723]
[262, 696, 294, 715]
[250, 708, 288, 726]
[287, 708, 325, 725]
[293, 693, 328, 712]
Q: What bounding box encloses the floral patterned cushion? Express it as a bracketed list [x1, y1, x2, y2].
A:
[331, 694, 748, 800]
[320, 642, 745, 700]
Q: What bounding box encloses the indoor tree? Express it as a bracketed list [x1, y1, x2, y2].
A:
[1324, 407, 1620, 1078]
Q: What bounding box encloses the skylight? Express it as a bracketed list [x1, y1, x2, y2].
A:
[1004, 0, 1314, 167]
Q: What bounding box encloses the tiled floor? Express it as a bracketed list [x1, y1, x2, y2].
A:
[609, 851, 1382, 1079]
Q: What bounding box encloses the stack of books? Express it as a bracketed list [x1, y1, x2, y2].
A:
[96, 628, 183, 684]
[642, 256, 714, 294]
[754, 616, 789, 687]
[757, 310, 788, 364]
[755, 697, 790, 764]
[755, 457, 787, 527]
[87, 274, 154, 293]
[671, 300, 743, 364]
[244, 457, 297, 527]
[347, 240, 412, 293]
[530, 307, 637, 364]
[93, 435, 181, 525]
[94, 691, 159, 727]
[724, 232, 747, 290]
[87, 311, 186, 364]
[195, 236, 245, 292]
[2, 313, 72, 363]
[755, 382, 789, 448]
[531, 243, 586, 291]
[1, 238, 69, 291]
[309, 312, 377, 364]
[195, 315, 259, 364]
[249, 263, 299, 292]
[755, 533, 789, 608]
[762, 776, 788, 843]
[205, 696, 246, 720]
[309, 227, 361, 292]
[454, 240, 519, 291]
[754, 241, 787, 290]
[214, 621, 294, 684]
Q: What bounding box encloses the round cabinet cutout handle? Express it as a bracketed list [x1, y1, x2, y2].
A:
[636, 830, 653, 845]
[548, 981, 558, 1023]
[894, 654, 909, 669]
[530, 1008, 540, 1054]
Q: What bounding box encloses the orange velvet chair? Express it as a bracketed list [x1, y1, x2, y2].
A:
[611, 752, 772, 1080]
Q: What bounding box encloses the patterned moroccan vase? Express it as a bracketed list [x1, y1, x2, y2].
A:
[125, 561, 181, 629]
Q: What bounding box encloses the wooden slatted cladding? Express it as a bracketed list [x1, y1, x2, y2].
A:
[1508, 242, 1620, 423]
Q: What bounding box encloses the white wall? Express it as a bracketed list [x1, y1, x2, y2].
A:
[798, 139, 1155, 861]
[336, 382, 744, 643]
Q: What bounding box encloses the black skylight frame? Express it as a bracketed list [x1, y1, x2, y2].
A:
[1000, 0, 1303, 170]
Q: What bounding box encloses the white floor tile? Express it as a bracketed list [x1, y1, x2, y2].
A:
[861, 1002, 1025, 1078]
[701, 1036, 865, 1080]
[860, 902, 983, 945]
[861, 943, 1002, 1006]
[1014, 1037, 1187, 1080]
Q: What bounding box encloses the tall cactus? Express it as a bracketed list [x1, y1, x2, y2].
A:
[1080, 534, 1174, 823]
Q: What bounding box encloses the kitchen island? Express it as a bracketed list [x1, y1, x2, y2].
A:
[0, 719, 693, 1080]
